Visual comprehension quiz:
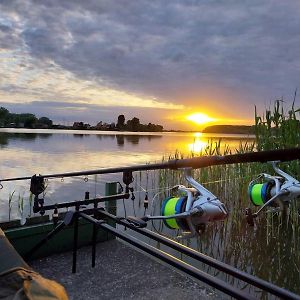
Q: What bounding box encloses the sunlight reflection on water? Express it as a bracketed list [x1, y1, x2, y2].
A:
[0, 129, 253, 222]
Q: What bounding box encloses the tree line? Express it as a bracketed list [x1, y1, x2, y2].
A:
[0, 107, 53, 128]
[116, 115, 163, 132]
[0, 107, 163, 132]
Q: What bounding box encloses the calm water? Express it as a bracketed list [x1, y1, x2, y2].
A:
[1, 129, 299, 299]
[0, 128, 252, 221]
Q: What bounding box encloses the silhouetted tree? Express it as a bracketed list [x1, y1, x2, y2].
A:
[127, 117, 140, 131]
[0, 107, 55, 129]
[117, 114, 125, 129]
[0, 107, 9, 126]
[131, 117, 140, 131]
[38, 117, 53, 127]
[21, 114, 38, 128]
[0, 107, 9, 119]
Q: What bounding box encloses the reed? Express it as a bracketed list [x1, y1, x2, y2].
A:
[154, 100, 300, 297]
[255, 99, 300, 151]
[8, 191, 15, 221]
[18, 192, 24, 219]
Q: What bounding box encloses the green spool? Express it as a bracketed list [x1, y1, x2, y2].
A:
[162, 197, 180, 229]
[249, 183, 264, 206]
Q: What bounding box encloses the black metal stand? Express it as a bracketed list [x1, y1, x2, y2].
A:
[92, 198, 97, 268]
[72, 204, 79, 273]
[24, 187, 130, 273]
[24, 204, 300, 300]
[97, 210, 300, 300]
[25, 221, 66, 260]
[16, 162, 300, 299]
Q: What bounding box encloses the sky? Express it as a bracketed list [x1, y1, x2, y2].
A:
[0, 0, 299, 130]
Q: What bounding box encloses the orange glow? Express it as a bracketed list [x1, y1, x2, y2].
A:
[194, 132, 202, 138]
[188, 138, 208, 153]
[186, 113, 215, 125]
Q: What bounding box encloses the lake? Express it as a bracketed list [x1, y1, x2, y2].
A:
[1, 129, 299, 299]
[0, 128, 253, 222]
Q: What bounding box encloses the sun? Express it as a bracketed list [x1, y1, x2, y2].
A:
[186, 113, 215, 125]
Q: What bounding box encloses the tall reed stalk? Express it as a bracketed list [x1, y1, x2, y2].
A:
[155, 100, 300, 297]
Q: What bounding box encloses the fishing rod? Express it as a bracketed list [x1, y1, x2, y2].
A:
[26, 204, 300, 299]
[98, 209, 300, 300]
[15, 148, 300, 297]
[1, 148, 300, 183]
[79, 212, 255, 300]
[1, 148, 300, 237]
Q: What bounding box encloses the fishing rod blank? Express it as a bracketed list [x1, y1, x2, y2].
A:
[1, 148, 300, 182]
[97, 209, 300, 300]
[79, 212, 254, 300]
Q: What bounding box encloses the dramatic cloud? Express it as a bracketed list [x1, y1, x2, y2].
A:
[0, 1, 299, 129]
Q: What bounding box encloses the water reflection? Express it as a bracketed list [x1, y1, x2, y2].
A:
[95, 133, 162, 146]
[116, 135, 124, 146]
[188, 137, 208, 152]
[0, 132, 52, 147]
[0, 131, 162, 148]
[0, 129, 254, 222]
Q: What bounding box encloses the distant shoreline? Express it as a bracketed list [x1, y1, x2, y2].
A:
[0, 125, 255, 135]
[202, 125, 254, 135]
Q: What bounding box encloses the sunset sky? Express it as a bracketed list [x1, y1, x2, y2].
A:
[0, 1, 299, 130]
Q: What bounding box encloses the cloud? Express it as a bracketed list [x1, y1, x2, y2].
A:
[0, 0, 300, 128]
[0, 49, 183, 110]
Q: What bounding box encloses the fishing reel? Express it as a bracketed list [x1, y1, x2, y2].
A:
[145, 169, 228, 238]
[246, 161, 300, 225]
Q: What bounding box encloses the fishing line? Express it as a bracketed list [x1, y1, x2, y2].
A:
[134, 174, 255, 195]
[149, 186, 177, 234]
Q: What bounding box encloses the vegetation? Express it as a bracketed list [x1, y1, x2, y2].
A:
[254, 99, 300, 150]
[95, 115, 163, 132]
[0, 107, 163, 132]
[124, 116, 163, 132]
[8, 191, 15, 221]
[157, 101, 300, 226]
[116, 114, 125, 129]
[0, 107, 53, 128]
[202, 125, 254, 135]
[154, 100, 300, 296]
